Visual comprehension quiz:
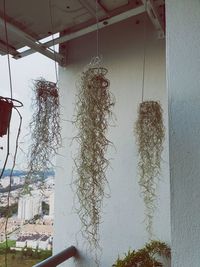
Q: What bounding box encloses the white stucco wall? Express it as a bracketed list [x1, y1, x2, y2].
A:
[166, 1, 200, 266]
[54, 14, 170, 266]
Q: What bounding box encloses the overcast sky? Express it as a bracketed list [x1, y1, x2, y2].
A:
[0, 52, 57, 170]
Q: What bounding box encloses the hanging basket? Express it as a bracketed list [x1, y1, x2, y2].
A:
[0, 98, 13, 137]
[0, 97, 23, 137]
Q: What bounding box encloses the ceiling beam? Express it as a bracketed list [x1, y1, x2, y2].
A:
[0, 15, 64, 64]
[15, 5, 145, 60]
[0, 39, 19, 56]
[141, 0, 165, 38]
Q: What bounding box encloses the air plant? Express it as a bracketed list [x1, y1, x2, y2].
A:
[27, 78, 61, 182]
[74, 65, 114, 263]
[135, 101, 165, 238]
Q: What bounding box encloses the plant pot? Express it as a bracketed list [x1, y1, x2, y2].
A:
[0, 98, 13, 137]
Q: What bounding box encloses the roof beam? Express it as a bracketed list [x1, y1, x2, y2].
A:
[15, 5, 145, 59]
[141, 0, 165, 38]
[0, 39, 19, 56]
[0, 15, 64, 64]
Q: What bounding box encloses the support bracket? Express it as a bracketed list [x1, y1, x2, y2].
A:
[141, 0, 165, 39]
[0, 15, 64, 64]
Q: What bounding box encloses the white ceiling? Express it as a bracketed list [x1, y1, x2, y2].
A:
[0, 0, 165, 63]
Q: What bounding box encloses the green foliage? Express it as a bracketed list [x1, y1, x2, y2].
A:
[42, 201, 49, 215]
[0, 248, 52, 267]
[20, 248, 52, 260]
[0, 203, 18, 217]
[112, 240, 170, 267]
[0, 240, 16, 250]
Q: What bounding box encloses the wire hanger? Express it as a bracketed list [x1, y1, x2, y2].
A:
[48, 0, 59, 85]
[89, 0, 103, 68]
[141, 0, 147, 103]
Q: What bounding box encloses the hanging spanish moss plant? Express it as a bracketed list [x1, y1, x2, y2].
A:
[135, 101, 165, 239]
[27, 78, 61, 182]
[74, 65, 114, 263]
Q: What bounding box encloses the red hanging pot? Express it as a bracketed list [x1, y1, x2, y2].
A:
[0, 97, 23, 137]
[0, 98, 13, 137]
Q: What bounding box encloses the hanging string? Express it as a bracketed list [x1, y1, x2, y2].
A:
[1, 0, 12, 181]
[3, 0, 13, 99]
[88, 0, 101, 67]
[141, 0, 147, 102]
[95, 0, 100, 59]
[4, 107, 22, 267]
[48, 0, 59, 84]
[2, 2, 23, 266]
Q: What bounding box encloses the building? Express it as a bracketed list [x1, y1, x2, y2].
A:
[0, 177, 11, 188]
[21, 224, 53, 236]
[16, 234, 52, 250]
[16, 236, 28, 248]
[0, 1, 200, 266]
[18, 194, 42, 221]
[26, 234, 41, 249]
[38, 235, 50, 250]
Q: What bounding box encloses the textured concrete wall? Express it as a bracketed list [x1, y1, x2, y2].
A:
[54, 14, 170, 266]
[166, 0, 200, 266]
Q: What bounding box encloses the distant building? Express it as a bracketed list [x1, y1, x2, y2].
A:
[38, 235, 50, 250]
[21, 223, 53, 236]
[0, 177, 10, 188]
[27, 234, 41, 249]
[18, 194, 42, 221]
[15, 234, 52, 250]
[12, 176, 24, 185]
[16, 236, 28, 248]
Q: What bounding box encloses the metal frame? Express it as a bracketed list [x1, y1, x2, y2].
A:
[1, 1, 165, 64]
[0, 15, 64, 64]
[0, 39, 19, 56]
[14, 5, 145, 60]
[141, 0, 165, 38]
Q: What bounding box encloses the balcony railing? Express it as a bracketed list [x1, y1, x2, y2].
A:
[32, 246, 77, 267]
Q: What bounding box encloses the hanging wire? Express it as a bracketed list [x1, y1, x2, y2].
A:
[3, 0, 13, 99]
[4, 107, 22, 267]
[95, 0, 100, 59]
[2, 1, 23, 266]
[49, 0, 59, 84]
[88, 0, 101, 68]
[141, 0, 148, 102]
[1, 0, 12, 181]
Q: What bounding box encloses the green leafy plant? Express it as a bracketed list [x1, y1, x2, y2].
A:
[112, 240, 170, 267]
[135, 101, 165, 238]
[74, 66, 114, 263]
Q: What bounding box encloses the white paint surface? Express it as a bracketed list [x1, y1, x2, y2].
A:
[166, 0, 200, 266]
[54, 14, 170, 266]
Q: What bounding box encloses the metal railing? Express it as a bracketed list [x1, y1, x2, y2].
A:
[32, 246, 77, 267]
